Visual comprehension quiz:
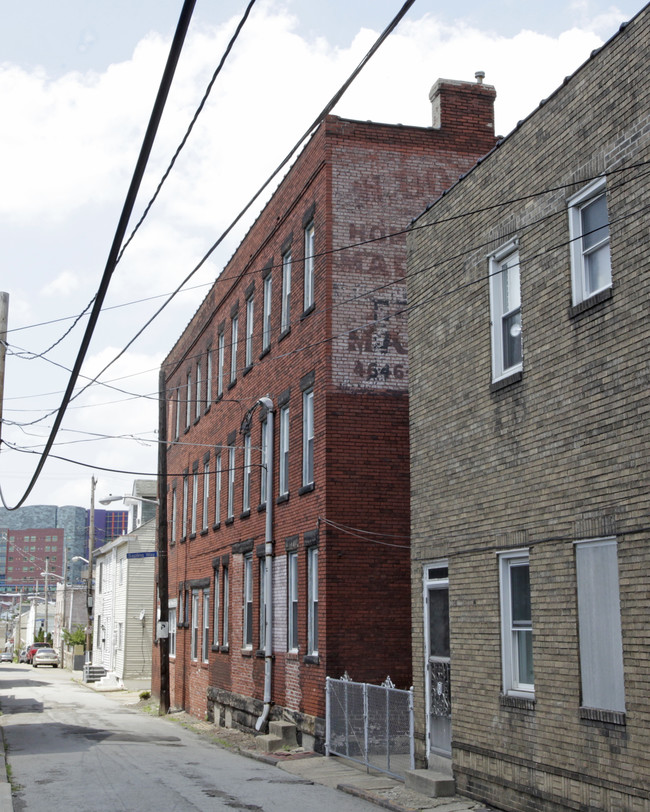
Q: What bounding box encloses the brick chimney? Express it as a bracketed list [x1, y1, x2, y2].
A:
[429, 76, 496, 144]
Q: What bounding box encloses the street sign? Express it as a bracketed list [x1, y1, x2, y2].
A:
[126, 551, 157, 559]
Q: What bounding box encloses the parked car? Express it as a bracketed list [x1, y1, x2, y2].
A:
[26, 642, 50, 664]
[32, 648, 59, 668]
[0, 650, 13, 663]
[18, 649, 28, 663]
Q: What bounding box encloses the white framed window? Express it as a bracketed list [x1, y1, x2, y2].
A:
[117, 622, 123, 650]
[307, 547, 318, 655]
[489, 242, 522, 382]
[206, 347, 212, 408]
[191, 469, 198, 535]
[304, 221, 315, 311]
[242, 431, 251, 513]
[243, 554, 253, 649]
[569, 177, 612, 305]
[195, 360, 202, 420]
[227, 444, 235, 520]
[245, 295, 254, 368]
[178, 588, 184, 629]
[222, 566, 229, 646]
[202, 588, 210, 662]
[202, 460, 209, 531]
[175, 385, 181, 440]
[182, 475, 188, 539]
[169, 605, 177, 657]
[213, 569, 220, 647]
[217, 331, 225, 398]
[191, 590, 199, 661]
[279, 405, 289, 496]
[186, 370, 192, 428]
[171, 486, 177, 543]
[281, 249, 292, 333]
[262, 274, 272, 351]
[575, 538, 625, 712]
[259, 557, 266, 649]
[288, 551, 298, 651]
[230, 314, 238, 383]
[260, 417, 268, 506]
[499, 550, 533, 696]
[302, 389, 314, 487]
[215, 452, 222, 525]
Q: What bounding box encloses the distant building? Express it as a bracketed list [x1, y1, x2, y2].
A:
[407, 7, 650, 811]
[0, 528, 63, 594]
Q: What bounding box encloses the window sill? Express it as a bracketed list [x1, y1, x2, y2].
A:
[204, 404, 211, 416]
[225, 517, 234, 526]
[490, 370, 523, 393]
[500, 693, 535, 711]
[303, 654, 319, 665]
[200, 529, 209, 537]
[189, 533, 196, 541]
[227, 379, 237, 391]
[569, 286, 613, 319]
[278, 326, 291, 343]
[193, 417, 200, 427]
[276, 493, 289, 505]
[219, 645, 230, 654]
[216, 393, 223, 403]
[240, 648, 253, 657]
[259, 346, 270, 360]
[211, 644, 220, 652]
[299, 482, 315, 496]
[240, 509, 250, 520]
[213, 522, 221, 531]
[257, 503, 267, 513]
[179, 536, 187, 544]
[580, 707, 625, 726]
[301, 302, 315, 320]
[243, 364, 253, 377]
[255, 649, 266, 659]
[286, 650, 299, 661]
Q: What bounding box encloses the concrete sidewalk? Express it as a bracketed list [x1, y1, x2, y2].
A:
[87, 685, 492, 812]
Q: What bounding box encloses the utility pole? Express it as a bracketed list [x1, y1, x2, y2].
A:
[86, 476, 97, 659]
[157, 368, 170, 714]
[44, 556, 49, 642]
[0, 292, 8, 449]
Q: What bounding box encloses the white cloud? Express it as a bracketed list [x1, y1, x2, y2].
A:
[41, 270, 80, 297]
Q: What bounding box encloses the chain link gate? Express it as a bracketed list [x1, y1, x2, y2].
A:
[325, 674, 414, 780]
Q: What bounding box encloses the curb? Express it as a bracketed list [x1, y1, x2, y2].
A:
[338, 783, 418, 812]
[0, 725, 14, 812]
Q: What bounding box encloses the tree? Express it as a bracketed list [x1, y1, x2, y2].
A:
[63, 626, 86, 646]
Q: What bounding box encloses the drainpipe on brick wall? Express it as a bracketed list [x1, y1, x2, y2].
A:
[256, 397, 274, 732]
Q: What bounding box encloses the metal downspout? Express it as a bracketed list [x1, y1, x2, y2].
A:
[256, 398, 274, 731]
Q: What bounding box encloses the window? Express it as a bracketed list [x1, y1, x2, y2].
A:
[117, 622, 123, 650]
[171, 486, 177, 543]
[227, 444, 236, 520]
[259, 557, 266, 649]
[206, 347, 212, 408]
[489, 244, 522, 382]
[304, 221, 315, 311]
[499, 551, 533, 696]
[195, 360, 202, 420]
[245, 295, 254, 368]
[191, 591, 199, 660]
[242, 431, 251, 513]
[281, 249, 292, 333]
[191, 468, 198, 535]
[243, 554, 253, 648]
[302, 389, 314, 487]
[202, 461, 209, 531]
[98, 562, 103, 593]
[230, 314, 238, 383]
[288, 551, 298, 651]
[182, 474, 188, 539]
[215, 452, 222, 525]
[279, 404, 289, 496]
[222, 566, 229, 646]
[186, 370, 192, 429]
[217, 331, 225, 398]
[262, 274, 272, 351]
[213, 569, 220, 647]
[119, 556, 125, 586]
[569, 177, 612, 304]
[307, 547, 318, 655]
[169, 606, 177, 657]
[175, 386, 181, 440]
[260, 418, 268, 506]
[575, 538, 625, 713]
[202, 589, 210, 662]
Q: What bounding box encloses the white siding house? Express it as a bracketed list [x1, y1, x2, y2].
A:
[92, 518, 155, 689]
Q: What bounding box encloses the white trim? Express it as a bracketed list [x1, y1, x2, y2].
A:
[499, 549, 533, 698]
[489, 241, 522, 382]
[568, 176, 611, 305]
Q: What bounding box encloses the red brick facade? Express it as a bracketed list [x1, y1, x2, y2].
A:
[153, 78, 496, 747]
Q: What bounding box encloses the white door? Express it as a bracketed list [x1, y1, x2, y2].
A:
[424, 563, 451, 757]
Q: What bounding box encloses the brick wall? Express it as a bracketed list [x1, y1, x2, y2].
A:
[408, 8, 650, 811]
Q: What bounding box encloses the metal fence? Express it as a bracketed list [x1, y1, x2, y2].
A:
[325, 674, 414, 780]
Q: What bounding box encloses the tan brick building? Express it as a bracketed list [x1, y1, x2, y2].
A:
[153, 79, 497, 749]
[407, 7, 650, 811]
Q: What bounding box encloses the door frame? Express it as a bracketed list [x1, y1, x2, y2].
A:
[423, 560, 451, 758]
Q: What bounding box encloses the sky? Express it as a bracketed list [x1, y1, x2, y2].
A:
[0, 0, 641, 510]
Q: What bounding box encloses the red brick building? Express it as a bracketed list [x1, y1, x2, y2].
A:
[1, 528, 64, 594]
[154, 77, 496, 748]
